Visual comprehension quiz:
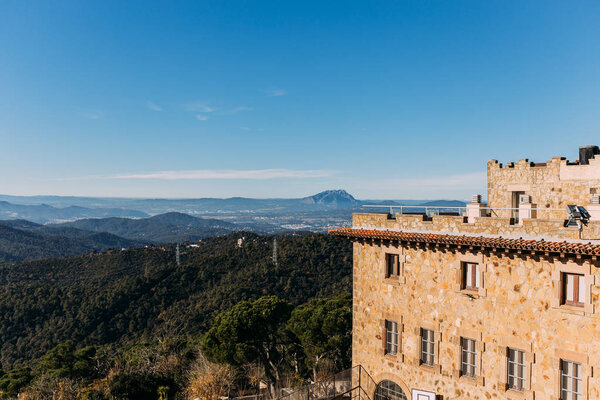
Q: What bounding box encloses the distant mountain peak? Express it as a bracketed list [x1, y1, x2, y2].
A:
[302, 190, 358, 207]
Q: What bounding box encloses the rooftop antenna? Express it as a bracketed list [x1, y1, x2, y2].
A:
[273, 238, 278, 267]
[565, 205, 590, 239]
[176, 243, 181, 267]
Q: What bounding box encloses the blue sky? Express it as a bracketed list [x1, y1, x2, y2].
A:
[1, 1, 599, 199]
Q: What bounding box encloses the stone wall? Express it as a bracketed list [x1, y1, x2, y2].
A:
[353, 239, 600, 400]
[487, 157, 600, 219]
[352, 212, 600, 241]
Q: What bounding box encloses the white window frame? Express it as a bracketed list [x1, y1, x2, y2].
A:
[420, 328, 435, 367]
[507, 348, 526, 392]
[560, 360, 582, 400]
[385, 320, 398, 356]
[460, 337, 477, 378]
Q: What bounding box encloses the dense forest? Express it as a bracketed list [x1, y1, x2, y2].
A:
[50, 212, 241, 243]
[0, 232, 352, 399]
[0, 222, 143, 262]
[0, 212, 259, 262]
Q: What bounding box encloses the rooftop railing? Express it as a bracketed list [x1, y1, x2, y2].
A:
[362, 204, 568, 222]
[363, 205, 467, 217]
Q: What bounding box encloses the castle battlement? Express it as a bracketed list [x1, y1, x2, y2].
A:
[487, 146, 600, 223]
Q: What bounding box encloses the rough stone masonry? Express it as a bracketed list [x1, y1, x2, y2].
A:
[331, 146, 600, 400]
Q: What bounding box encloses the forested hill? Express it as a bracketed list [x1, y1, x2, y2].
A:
[0, 232, 352, 369]
[49, 212, 239, 243]
[0, 222, 143, 262]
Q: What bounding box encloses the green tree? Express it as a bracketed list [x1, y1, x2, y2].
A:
[0, 367, 33, 398]
[202, 296, 293, 395]
[287, 293, 352, 382]
[109, 373, 159, 400]
[37, 342, 97, 378]
[80, 391, 107, 400]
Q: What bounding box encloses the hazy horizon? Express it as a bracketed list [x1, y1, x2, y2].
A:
[0, 190, 470, 202]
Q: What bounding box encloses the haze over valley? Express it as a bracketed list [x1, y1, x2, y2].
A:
[0, 190, 466, 261]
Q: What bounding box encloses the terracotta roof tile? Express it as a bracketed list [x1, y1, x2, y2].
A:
[329, 228, 600, 257]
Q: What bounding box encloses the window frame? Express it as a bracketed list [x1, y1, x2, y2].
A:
[412, 324, 441, 373]
[384, 320, 399, 356]
[461, 262, 480, 291]
[551, 260, 594, 315]
[385, 253, 399, 279]
[562, 272, 585, 307]
[553, 349, 589, 400]
[381, 314, 403, 360]
[507, 348, 526, 393]
[497, 338, 535, 399]
[374, 379, 407, 400]
[560, 359, 582, 400]
[451, 329, 484, 386]
[460, 337, 477, 379]
[419, 328, 435, 367]
[453, 253, 486, 297]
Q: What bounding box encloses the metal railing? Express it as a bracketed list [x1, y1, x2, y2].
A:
[362, 204, 568, 221]
[273, 365, 375, 400]
[363, 205, 467, 217]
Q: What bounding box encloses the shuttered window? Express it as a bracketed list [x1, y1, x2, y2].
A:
[563, 273, 585, 307]
[462, 262, 479, 290]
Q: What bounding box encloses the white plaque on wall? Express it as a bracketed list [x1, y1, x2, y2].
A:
[411, 389, 436, 400]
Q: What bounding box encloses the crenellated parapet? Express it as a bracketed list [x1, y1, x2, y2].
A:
[487, 149, 600, 218]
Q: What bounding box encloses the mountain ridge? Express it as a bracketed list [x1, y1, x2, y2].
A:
[0, 221, 142, 262]
[50, 212, 241, 243]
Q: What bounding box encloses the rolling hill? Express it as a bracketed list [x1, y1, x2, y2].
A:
[0, 200, 148, 224]
[0, 221, 142, 262]
[50, 212, 240, 243]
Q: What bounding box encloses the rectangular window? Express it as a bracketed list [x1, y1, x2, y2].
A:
[563, 273, 585, 307]
[420, 328, 435, 366]
[384, 320, 398, 356]
[507, 348, 526, 392]
[460, 337, 477, 378]
[561, 360, 582, 400]
[462, 262, 480, 290]
[385, 253, 399, 278]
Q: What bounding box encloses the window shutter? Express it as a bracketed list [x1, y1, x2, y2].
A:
[578, 275, 586, 303]
[566, 274, 575, 302]
[465, 264, 472, 287]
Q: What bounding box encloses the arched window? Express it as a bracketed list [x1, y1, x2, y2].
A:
[374, 380, 407, 400]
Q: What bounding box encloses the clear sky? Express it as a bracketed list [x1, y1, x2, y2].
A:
[1, 1, 599, 200]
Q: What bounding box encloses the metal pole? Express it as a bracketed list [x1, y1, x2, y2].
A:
[358, 366, 361, 392]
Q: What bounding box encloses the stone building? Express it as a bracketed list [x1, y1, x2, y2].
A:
[331, 147, 600, 400]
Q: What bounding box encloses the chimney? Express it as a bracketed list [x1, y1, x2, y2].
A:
[579, 145, 600, 165]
